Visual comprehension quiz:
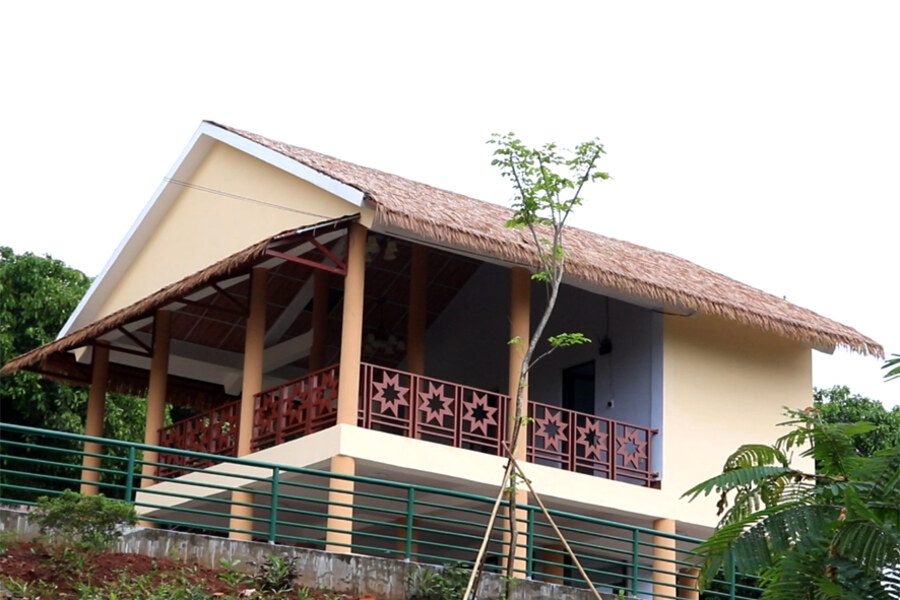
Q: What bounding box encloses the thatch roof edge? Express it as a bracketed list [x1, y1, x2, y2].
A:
[373, 205, 883, 358]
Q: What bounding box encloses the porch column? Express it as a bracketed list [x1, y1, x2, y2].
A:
[326, 223, 366, 553]
[406, 243, 427, 375]
[325, 454, 356, 552]
[336, 223, 366, 425]
[310, 269, 330, 372]
[677, 567, 701, 600]
[141, 310, 171, 489]
[540, 543, 566, 584]
[80, 343, 109, 495]
[652, 518, 678, 599]
[230, 266, 267, 541]
[505, 267, 530, 577]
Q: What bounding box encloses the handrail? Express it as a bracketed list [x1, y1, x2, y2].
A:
[0, 422, 757, 599]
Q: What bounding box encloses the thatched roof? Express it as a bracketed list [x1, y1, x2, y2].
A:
[214, 122, 882, 358]
[1, 123, 881, 382]
[0, 217, 357, 378]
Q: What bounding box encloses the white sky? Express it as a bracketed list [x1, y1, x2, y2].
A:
[1, 1, 897, 407]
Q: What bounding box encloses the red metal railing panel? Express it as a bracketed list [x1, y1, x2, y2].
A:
[359, 363, 508, 456]
[252, 365, 340, 452]
[157, 360, 657, 487]
[527, 400, 656, 485]
[158, 400, 239, 477]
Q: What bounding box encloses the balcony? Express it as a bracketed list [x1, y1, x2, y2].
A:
[159, 363, 658, 486]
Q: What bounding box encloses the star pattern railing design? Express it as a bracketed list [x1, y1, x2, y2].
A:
[528, 401, 657, 486]
[359, 363, 507, 455]
[158, 362, 658, 486]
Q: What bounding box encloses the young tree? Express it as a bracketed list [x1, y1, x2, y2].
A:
[684, 408, 900, 599]
[488, 134, 608, 587]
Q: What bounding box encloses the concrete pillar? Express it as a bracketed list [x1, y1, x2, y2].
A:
[236, 267, 267, 458]
[406, 243, 427, 375]
[310, 269, 330, 372]
[336, 223, 367, 426]
[394, 516, 420, 561]
[230, 267, 267, 541]
[504, 267, 531, 578]
[652, 518, 678, 599]
[325, 454, 356, 553]
[507, 267, 530, 459]
[677, 567, 701, 600]
[80, 343, 109, 495]
[540, 543, 566, 584]
[141, 310, 171, 488]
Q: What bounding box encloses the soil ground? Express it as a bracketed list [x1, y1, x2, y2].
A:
[0, 541, 361, 599]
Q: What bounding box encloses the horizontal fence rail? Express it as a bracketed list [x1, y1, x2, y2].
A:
[0, 423, 758, 600]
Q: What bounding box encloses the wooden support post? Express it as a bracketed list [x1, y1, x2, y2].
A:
[230, 267, 267, 541]
[407, 243, 427, 375]
[652, 518, 678, 599]
[325, 454, 356, 553]
[677, 567, 701, 600]
[336, 223, 366, 426]
[80, 343, 109, 495]
[141, 310, 171, 487]
[310, 269, 330, 372]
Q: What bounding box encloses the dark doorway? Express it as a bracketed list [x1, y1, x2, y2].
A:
[562, 360, 595, 415]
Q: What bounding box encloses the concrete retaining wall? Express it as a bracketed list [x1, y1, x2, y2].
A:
[1, 507, 617, 599]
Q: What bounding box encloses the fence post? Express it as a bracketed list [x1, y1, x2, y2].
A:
[728, 551, 737, 600]
[631, 528, 640, 595]
[405, 487, 416, 560]
[268, 467, 280, 544]
[525, 505, 535, 579]
[124, 446, 137, 503]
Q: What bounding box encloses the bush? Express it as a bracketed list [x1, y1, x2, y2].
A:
[30, 490, 137, 552]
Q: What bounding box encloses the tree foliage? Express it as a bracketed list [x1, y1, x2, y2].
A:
[1, 247, 147, 498]
[684, 408, 900, 599]
[815, 385, 900, 457]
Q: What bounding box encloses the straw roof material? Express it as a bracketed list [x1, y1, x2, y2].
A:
[215, 122, 882, 358]
[0, 217, 356, 376]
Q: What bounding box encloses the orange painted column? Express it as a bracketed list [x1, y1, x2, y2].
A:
[406, 243, 427, 375]
[310, 269, 330, 372]
[230, 267, 267, 541]
[80, 343, 109, 495]
[677, 567, 701, 599]
[326, 223, 367, 552]
[652, 518, 678, 599]
[336, 223, 366, 426]
[141, 310, 171, 487]
[505, 267, 531, 577]
[540, 543, 566, 584]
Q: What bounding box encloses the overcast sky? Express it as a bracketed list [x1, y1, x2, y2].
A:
[2, 1, 897, 407]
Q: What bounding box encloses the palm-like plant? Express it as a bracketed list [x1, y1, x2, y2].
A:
[684, 408, 900, 599]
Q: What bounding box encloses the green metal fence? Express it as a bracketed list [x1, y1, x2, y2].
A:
[0, 423, 759, 599]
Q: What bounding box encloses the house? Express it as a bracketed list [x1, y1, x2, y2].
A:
[0, 121, 882, 598]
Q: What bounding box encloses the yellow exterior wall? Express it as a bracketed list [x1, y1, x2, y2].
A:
[661, 313, 813, 526]
[99, 141, 374, 318]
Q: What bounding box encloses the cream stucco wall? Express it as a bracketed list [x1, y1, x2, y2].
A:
[98, 141, 374, 319]
[661, 313, 813, 527]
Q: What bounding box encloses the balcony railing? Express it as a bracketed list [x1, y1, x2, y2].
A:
[158, 400, 239, 477]
[159, 362, 658, 485]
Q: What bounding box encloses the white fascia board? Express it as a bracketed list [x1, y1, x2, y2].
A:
[201, 123, 366, 207]
[59, 122, 366, 339]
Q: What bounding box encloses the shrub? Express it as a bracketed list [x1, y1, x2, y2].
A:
[30, 490, 137, 552]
